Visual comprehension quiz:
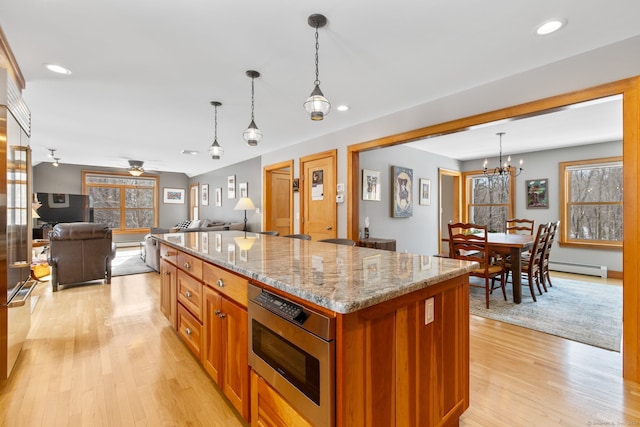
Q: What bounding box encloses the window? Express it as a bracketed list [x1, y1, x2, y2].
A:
[560, 157, 622, 248]
[463, 171, 514, 232]
[82, 171, 158, 233]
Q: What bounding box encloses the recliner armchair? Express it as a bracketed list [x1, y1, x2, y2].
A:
[47, 222, 117, 291]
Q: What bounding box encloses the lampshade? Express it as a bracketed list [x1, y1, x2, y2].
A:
[234, 236, 257, 251]
[32, 208, 40, 219]
[234, 197, 256, 211]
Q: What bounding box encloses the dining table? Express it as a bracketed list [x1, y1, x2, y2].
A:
[485, 232, 535, 304]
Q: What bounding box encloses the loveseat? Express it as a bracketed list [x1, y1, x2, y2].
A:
[143, 220, 244, 272]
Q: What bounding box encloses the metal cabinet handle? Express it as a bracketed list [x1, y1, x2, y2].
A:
[185, 328, 192, 335]
[326, 226, 333, 230]
[219, 313, 226, 319]
[214, 310, 221, 316]
[184, 262, 190, 269]
[185, 290, 191, 298]
[217, 279, 224, 288]
[164, 271, 170, 276]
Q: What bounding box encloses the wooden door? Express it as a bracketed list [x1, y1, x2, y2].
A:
[190, 183, 199, 220]
[264, 160, 293, 235]
[202, 286, 222, 385]
[301, 150, 337, 240]
[159, 259, 177, 330]
[221, 297, 250, 420]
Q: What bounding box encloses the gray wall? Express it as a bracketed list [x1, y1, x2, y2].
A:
[33, 162, 189, 243]
[190, 156, 262, 232]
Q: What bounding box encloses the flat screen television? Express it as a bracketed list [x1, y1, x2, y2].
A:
[35, 192, 93, 225]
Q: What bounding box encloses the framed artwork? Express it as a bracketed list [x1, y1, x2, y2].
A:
[292, 178, 300, 192]
[392, 165, 413, 217]
[362, 169, 381, 201]
[227, 175, 236, 199]
[201, 184, 209, 206]
[239, 182, 248, 198]
[526, 179, 549, 208]
[165, 233, 184, 246]
[215, 187, 222, 207]
[163, 188, 185, 204]
[419, 178, 431, 205]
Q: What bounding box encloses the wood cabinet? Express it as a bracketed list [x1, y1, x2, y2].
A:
[357, 237, 396, 251]
[159, 258, 177, 330]
[202, 267, 250, 421]
[251, 370, 314, 427]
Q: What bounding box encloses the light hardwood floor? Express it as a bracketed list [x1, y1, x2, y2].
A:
[1, 272, 638, 426]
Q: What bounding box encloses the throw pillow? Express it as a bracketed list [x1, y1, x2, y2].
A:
[176, 219, 192, 229]
[187, 219, 201, 229]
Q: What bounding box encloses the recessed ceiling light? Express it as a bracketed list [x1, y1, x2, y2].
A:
[337, 105, 350, 111]
[181, 149, 199, 155]
[44, 63, 72, 75]
[536, 19, 566, 36]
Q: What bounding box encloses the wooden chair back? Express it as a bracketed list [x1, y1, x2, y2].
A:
[318, 238, 356, 246]
[283, 233, 312, 240]
[505, 218, 535, 235]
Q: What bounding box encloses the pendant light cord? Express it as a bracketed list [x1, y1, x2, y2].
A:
[314, 24, 321, 86]
[250, 76, 255, 121]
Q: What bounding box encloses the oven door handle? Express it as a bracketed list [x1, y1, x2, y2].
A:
[7, 280, 37, 308]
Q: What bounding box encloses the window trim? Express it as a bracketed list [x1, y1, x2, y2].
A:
[559, 156, 622, 250]
[82, 170, 159, 234]
[462, 169, 515, 226]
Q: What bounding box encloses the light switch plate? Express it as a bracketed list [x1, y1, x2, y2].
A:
[337, 183, 344, 193]
[425, 297, 434, 324]
[336, 194, 344, 203]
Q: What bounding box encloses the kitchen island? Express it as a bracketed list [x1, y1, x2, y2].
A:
[155, 230, 477, 427]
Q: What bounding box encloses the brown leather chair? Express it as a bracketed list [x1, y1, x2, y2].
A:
[47, 222, 117, 291]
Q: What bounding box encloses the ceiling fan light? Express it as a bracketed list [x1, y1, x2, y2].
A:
[128, 160, 144, 176]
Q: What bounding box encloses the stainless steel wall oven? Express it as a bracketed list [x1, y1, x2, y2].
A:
[248, 283, 335, 427]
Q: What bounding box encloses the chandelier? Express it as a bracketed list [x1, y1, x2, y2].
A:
[483, 132, 523, 177]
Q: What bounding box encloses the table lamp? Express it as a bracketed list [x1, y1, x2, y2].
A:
[234, 197, 256, 232]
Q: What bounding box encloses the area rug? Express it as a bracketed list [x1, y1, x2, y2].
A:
[468, 276, 622, 352]
[112, 249, 155, 276]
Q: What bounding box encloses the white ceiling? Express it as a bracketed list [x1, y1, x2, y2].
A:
[0, 1, 636, 176]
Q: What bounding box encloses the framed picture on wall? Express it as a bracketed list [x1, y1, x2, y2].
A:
[419, 178, 431, 205]
[201, 184, 209, 206]
[392, 165, 413, 217]
[239, 182, 248, 198]
[215, 187, 222, 207]
[362, 169, 381, 201]
[163, 188, 185, 204]
[526, 179, 549, 208]
[227, 175, 236, 199]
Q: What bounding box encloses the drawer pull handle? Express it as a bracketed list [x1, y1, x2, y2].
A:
[219, 313, 226, 319]
[184, 262, 190, 269]
[214, 310, 221, 315]
[164, 271, 170, 276]
[217, 279, 224, 288]
[185, 291, 192, 298]
[185, 328, 192, 335]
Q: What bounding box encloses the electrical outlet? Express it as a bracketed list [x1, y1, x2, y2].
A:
[425, 297, 434, 324]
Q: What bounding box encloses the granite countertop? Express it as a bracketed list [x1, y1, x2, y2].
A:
[154, 230, 477, 314]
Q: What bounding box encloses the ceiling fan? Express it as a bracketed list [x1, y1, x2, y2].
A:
[128, 160, 145, 176]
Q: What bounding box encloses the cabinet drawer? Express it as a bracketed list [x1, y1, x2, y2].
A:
[177, 303, 202, 360]
[203, 263, 248, 307]
[160, 243, 178, 265]
[178, 251, 203, 280]
[177, 270, 203, 320]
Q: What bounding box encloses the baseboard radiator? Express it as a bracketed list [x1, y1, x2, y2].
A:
[549, 261, 608, 278]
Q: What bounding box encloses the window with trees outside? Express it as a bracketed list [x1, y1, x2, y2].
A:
[560, 157, 622, 248]
[82, 171, 158, 233]
[463, 171, 514, 232]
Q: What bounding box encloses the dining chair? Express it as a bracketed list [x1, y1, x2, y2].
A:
[318, 238, 356, 246]
[256, 231, 280, 236]
[505, 218, 535, 235]
[540, 220, 560, 290]
[448, 223, 506, 309]
[283, 233, 312, 240]
[505, 222, 550, 301]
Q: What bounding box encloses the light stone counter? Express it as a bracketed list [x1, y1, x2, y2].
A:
[154, 230, 477, 314]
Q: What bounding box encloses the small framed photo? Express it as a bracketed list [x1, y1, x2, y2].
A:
[201, 184, 209, 206]
[419, 178, 431, 206]
[392, 165, 413, 217]
[215, 187, 222, 207]
[239, 182, 248, 198]
[227, 175, 236, 199]
[362, 169, 381, 201]
[526, 179, 549, 209]
[163, 188, 185, 204]
[292, 178, 300, 192]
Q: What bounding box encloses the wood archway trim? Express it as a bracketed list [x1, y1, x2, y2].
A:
[347, 76, 640, 382]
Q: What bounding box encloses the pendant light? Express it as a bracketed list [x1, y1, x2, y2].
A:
[243, 70, 262, 146]
[209, 101, 224, 160]
[304, 14, 330, 121]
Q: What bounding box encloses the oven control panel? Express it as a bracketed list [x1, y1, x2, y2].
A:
[253, 290, 307, 324]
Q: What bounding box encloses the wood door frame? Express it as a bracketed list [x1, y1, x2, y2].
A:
[438, 168, 461, 255]
[300, 149, 338, 236]
[263, 160, 294, 235]
[347, 76, 640, 382]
